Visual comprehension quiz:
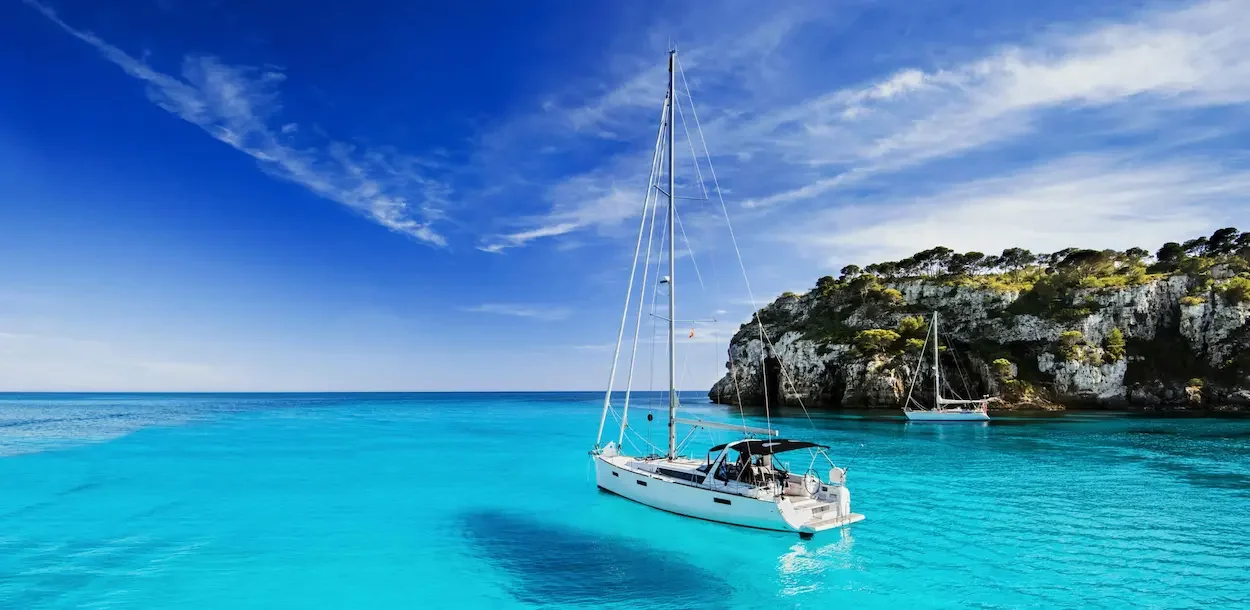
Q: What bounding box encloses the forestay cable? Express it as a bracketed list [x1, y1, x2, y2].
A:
[618, 96, 670, 446]
[596, 93, 670, 447]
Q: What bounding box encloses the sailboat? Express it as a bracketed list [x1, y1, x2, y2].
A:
[902, 312, 997, 421]
[590, 51, 863, 538]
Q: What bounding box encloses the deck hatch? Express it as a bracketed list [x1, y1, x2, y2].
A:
[656, 467, 704, 484]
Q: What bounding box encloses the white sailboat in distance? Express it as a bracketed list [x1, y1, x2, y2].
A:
[590, 51, 864, 538]
[903, 312, 997, 422]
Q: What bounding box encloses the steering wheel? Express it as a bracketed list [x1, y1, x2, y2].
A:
[803, 471, 821, 496]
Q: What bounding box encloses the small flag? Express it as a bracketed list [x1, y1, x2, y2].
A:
[689, 329, 696, 339]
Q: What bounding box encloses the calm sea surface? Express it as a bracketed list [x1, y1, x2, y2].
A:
[1, 392, 1247, 609]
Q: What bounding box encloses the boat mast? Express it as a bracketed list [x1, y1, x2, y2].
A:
[932, 311, 941, 407]
[666, 50, 678, 460]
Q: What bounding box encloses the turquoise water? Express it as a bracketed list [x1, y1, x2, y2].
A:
[2, 393, 1248, 609]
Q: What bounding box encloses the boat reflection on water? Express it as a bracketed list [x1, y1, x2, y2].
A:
[904, 418, 991, 441]
[776, 526, 856, 596]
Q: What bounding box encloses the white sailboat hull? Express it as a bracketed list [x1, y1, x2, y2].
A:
[594, 455, 863, 535]
[904, 409, 990, 421]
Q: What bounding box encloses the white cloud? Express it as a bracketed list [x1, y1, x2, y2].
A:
[470, 3, 839, 253]
[23, 0, 449, 246]
[463, 304, 572, 321]
[27, 0, 1250, 300]
[476, 0, 1250, 263]
[479, 221, 584, 253]
[476, 126, 665, 253]
[740, 0, 1250, 208]
[790, 154, 1249, 267]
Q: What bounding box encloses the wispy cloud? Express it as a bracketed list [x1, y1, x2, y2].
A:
[23, 0, 450, 246]
[475, 0, 1250, 266]
[26, 0, 1250, 287]
[478, 220, 584, 253]
[463, 304, 572, 321]
[470, 2, 843, 253]
[738, 0, 1250, 208]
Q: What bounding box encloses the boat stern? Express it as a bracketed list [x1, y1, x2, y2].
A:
[780, 484, 864, 537]
[798, 511, 866, 538]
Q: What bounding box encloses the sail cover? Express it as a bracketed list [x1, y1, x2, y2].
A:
[708, 439, 827, 455]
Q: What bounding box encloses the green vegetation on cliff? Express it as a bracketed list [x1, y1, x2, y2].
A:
[851, 316, 927, 356]
[1103, 328, 1126, 363]
[826, 227, 1249, 298]
[749, 226, 1250, 336]
[727, 227, 1250, 409]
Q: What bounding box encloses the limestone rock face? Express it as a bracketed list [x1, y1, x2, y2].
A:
[710, 275, 1250, 412]
[1036, 353, 1128, 403]
[1179, 299, 1250, 367]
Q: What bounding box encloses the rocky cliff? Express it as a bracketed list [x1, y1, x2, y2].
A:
[710, 234, 1250, 412]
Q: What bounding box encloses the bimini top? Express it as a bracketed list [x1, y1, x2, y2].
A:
[708, 438, 828, 455]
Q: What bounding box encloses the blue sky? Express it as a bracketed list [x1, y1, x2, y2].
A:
[3, 0, 1250, 391]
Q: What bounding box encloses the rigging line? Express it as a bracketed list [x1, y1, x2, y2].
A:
[673, 65, 725, 358]
[678, 58, 819, 434]
[674, 58, 767, 431]
[727, 343, 751, 434]
[674, 88, 709, 203]
[677, 101, 725, 341]
[598, 93, 669, 447]
[680, 59, 825, 432]
[756, 326, 772, 429]
[683, 88, 724, 297]
[704, 329, 727, 424]
[673, 205, 706, 292]
[649, 190, 673, 398]
[618, 106, 669, 447]
[715, 330, 751, 438]
[628, 419, 666, 456]
[675, 425, 700, 454]
[607, 404, 663, 456]
[943, 333, 976, 400]
[902, 320, 930, 409]
[608, 388, 664, 456]
[678, 334, 690, 389]
[645, 177, 672, 442]
[676, 328, 706, 396]
[950, 340, 970, 397]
